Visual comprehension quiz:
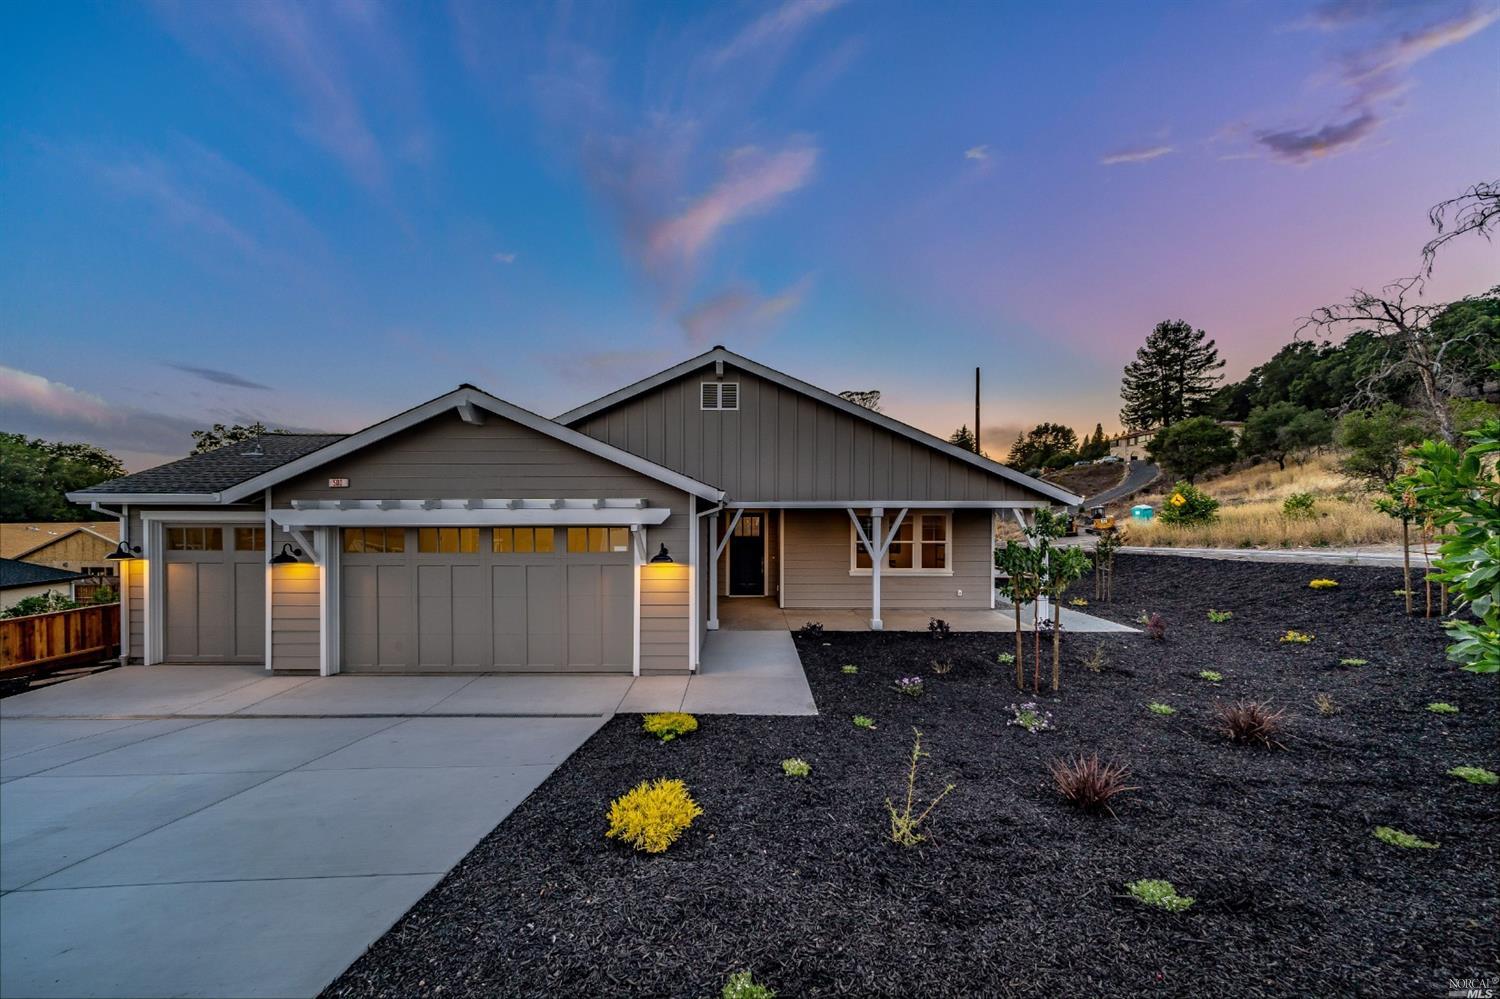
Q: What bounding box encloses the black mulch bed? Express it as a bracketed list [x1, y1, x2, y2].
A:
[325, 555, 1498, 999]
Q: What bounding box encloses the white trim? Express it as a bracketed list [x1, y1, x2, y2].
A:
[989, 510, 998, 610]
[68, 492, 222, 505]
[777, 509, 785, 610]
[631, 526, 642, 677]
[145, 519, 163, 665]
[848, 509, 950, 575]
[317, 526, 339, 676]
[556, 347, 1083, 506]
[727, 500, 1057, 509]
[264, 491, 274, 672]
[139, 510, 264, 523]
[271, 506, 671, 528]
[688, 494, 699, 670]
[119, 504, 130, 663]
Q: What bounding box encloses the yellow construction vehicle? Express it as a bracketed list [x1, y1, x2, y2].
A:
[1087, 505, 1116, 535]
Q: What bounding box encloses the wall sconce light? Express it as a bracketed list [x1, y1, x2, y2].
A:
[649, 543, 673, 564]
[269, 543, 304, 565]
[105, 541, 142, 561]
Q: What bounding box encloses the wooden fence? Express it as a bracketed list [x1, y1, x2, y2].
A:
[0, 603, 121, 675]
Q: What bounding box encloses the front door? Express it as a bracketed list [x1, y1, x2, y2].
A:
[728, 513, 765, 596]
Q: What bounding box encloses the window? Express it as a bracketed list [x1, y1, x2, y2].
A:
[849, 512, 950, 573]
[566, 526, 631, 553]
[167, 527, 222, 551]
[493, 527, 555, 553]
[418, 527, 479, 553]
[700, 381, 739, 410]
[234, 527, 266, 551]
[342, 528, 406, 553]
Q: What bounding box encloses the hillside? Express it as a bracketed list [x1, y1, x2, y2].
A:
[1041, 462, 1126, 499]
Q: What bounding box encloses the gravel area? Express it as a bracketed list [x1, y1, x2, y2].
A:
[325, 555, 1497, 999]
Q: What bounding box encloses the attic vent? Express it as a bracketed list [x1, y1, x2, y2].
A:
[701, 381, 740, 411]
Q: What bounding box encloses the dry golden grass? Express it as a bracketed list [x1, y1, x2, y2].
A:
[1126, 453, 1403, 550]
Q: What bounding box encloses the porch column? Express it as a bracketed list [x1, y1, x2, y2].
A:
[707, 511, 719, 630]
[989, 509, 998, 610]
[870, 508, 883, 631]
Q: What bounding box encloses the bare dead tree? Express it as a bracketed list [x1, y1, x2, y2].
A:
[1423, 179, 1500, 276]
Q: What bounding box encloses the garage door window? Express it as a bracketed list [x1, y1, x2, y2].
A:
[418, 527, 479, 553]
[234, 527, 266, 551]
[343, 528, 406, 553]
[167, 527, 223, 551]
[493, 527, 555, 553]
[567, 526, 630, 553]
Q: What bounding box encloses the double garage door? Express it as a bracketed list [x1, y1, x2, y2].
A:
[340, 527, 634, 673]
[163, 524, 266, 664]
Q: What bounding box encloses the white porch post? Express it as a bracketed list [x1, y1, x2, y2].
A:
[631, 526, 643, 677]
[707, 511, 719, 630]
[870, 508, 883, 630]
[989, 509, 998, 610]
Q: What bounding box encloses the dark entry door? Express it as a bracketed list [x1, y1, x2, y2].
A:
[728, 513, 765, 595]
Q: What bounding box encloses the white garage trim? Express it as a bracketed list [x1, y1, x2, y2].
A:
[139, 510, 263, 667]
[317, 526, 339, 676]
[271, 499, 671, 529]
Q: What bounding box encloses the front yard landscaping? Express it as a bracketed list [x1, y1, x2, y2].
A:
[325, 555, 1497, 998]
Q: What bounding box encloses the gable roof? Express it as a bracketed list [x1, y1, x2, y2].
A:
[0, 557, 89, 590]
[557, 347, 1083, 507]
[67, 387, 725, 506]
[1, 521, 118, 558]
[9, 526, 118, 561]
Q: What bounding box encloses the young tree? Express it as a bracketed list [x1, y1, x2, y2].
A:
[1006, 423, 1077, 470]
[838, 390, 882, 412]
[997, 541, 1039, 689]
[1119, 320, 1225, 430]
[191, 422, 271, 454]
[1093, 526, 1124, 602]
[1372, 481, 1421, 615]
[0, 434, 126, 521]
[1239, 402, 1333, 470]
[1146, 417, 1236, 482]
[1335, 404, 1427, 488]
[1040, 546, 1092, 692]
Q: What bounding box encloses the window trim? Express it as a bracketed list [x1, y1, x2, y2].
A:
[700, 381, 740, 411]
[848, 510, 953, 576]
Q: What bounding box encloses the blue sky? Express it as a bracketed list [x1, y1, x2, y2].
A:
[2, 0, 1497, 468]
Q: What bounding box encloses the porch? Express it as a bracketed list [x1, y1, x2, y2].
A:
[716, 596, 1135, 633]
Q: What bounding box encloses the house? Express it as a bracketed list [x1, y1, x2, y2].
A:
[1106, 419, 1245, 462]
[67, 348, 1080, 676]
[0, 521, 120, 578]
[0, 558, 90, 613]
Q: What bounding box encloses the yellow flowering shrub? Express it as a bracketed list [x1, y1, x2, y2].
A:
[642, 711, 699, 742]
[1308, 579, 1339, 590]
[605, 778, 703, 853]
[1279, 629, 1314, 644]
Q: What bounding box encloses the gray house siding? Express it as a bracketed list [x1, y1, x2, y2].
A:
[571, 364, 1035, 503]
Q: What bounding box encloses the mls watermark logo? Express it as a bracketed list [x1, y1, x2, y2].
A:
[1447, 976, 1498, 998]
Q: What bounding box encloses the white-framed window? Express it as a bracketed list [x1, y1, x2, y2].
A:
[700, 381, 739, 410]
[850, 511, 951, 574]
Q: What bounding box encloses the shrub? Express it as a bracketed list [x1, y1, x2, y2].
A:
[1146, 702, 1176, 716]
[1069, 597, 1089, 607]
[995, 651, 1016, 666]
[1373, 825, 1438, 850]
[1447, 766, 1498, 785]
[1008, 702, 1053, 733]
[1206, 609, 1232, 623]
[1339, 658, 1368, 667]
[1125, 878, 1194, 912]
[1049, 754, 1135, 816]
[605, 778, 703, 853]
[1216, 701, 1286, 748]
[1427, 702, 1459, 714]
[853, 715, 876, 729]
[842, 664, 858, 675]
[930, 658, 953, 676]
[1282, 492, 1317, 519]
[1280, 630, 1314, 644]
[1144, 613, 1166, 640]
[781, 758, 811, 778]
[1157, 482, 1220, 526]
[1082, 646, 1107, 673]
[798, 622, 824, 639]
[928, 617, 951, 640]
[893, 676, 925, 697]
[1313, 693, 1338, 716]
[642, 712, 698, 742]
[885, 728, 955, 847]
[1198, 669, 1223, 682]
[722, 971, 776, 999]
[1308, 578, 1339, 590]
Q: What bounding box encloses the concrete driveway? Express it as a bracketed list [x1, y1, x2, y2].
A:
[0, 667, 608, 999]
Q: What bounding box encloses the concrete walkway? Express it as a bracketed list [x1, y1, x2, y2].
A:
[719, 596, 1135, 633]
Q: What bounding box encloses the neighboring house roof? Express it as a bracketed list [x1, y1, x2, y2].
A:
[0, 521, 118, 558]
[67, 387, 725, 505]
[71, 433, 348, 501]
[557, 347, 1083, 507]
[0, 557, 88, 591]
[9, 526, 118, 561]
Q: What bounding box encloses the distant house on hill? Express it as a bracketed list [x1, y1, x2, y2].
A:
[0, 522, 120, 578]
[1106, 421, 1244, 462]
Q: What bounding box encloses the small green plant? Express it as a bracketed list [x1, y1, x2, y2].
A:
[1447, 766, 1497, 785]
[1206, 609, 1233, 623]
[995, 651, 1016, 666]
[1313, 692, 1338, 716]
[641, 712, 698, 742]
[1198, 670, 1223, 682]
[798, 622, 824, 639]
[1069, 596, 1089, 607]
[853, 715, 876, 729]
[1427, 702, 1459, 714]
[1373, 825, 1438, 850]
[1146, 702, 1176, 716]
[1282, 492, 1317, 519]
[781, 757, 811, 778]
[605, 778, 703, 853]
[930, 658, 953, 676]
[927, 617, 951, 640]
[1081, 646, 1107, 673]
[893, 676, 925, 697]
[842, 664, 858, 675]
[1007, 702, 1053, 733]
[1339, 658, 1368, 667]
[885, 728, 955, 848]
[1125, 878, 1194, 912]
[1308, 578, 1339, 590]
[721, 970, 776, 999]
[1280, 630, 1314, 644]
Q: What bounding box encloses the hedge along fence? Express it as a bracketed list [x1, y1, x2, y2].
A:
[0, 602, 120, 675]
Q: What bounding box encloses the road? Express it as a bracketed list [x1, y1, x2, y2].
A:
[1084, 461, 1159, 506]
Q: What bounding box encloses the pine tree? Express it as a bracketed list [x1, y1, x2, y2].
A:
[1119, 320, 1225, 430]
[949, 424, 980, 454]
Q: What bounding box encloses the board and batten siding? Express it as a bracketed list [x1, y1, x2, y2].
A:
[571, 364, 1034, 504]
[273, 409, 692, 673]
[780, 509, 993, 610]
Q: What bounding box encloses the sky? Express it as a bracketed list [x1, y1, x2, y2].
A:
[2, 0, 1497, 470]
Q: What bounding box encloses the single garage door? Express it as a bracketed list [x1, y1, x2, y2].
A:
[163, 524, 266, 664]
[340, 526, 634, 673]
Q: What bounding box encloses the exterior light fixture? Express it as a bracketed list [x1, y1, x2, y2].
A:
[649, 543, 673, 564]
[105, 541, 142, 561]
[269, 543, 303, 566]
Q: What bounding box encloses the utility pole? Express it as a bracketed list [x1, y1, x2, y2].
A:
[974, 367, 981, 454]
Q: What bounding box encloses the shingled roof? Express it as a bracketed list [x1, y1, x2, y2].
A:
[72, 433, 347, 497]
[0, 557, 89, 590]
